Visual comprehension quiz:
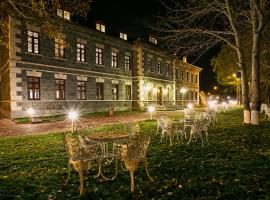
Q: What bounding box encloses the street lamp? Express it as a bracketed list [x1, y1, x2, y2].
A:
[180, 87, 187, 109]
[27, 107, 35, 122]
[68, 111, 78, 133]
[187, 103, 193, 110]
[148, 106, 155, 120]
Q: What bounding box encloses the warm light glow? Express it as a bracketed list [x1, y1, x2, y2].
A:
[208, 100, 218, 109]
[216, 96, 220, 100]
[207, 92, 211, 95]
[180, 87, 187, 94]
[209, 96, 213, 100]
[68, 111, 78, 121]
[233, 73, 237, 77]
[221, 101, 227, 107]
[229, 100, 237, 106]
[153, 87, 158, 93]
[213, 86, 218, 90]
[145, 84, 152, 91]
[27, 108, 35, 116]
[163, 88, 168, 95]
[227, 96, 231, 99]
[148, 106, 155, 113]
[187, 103, 193, 109]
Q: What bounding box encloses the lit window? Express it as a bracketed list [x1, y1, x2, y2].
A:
[158, 61, 161, 74]
[176, 68, 179, 79]
[27, 77, 40, 100]
[96, 82, 104, 100]
[180, 70, 184, 80]
[166, 63, 170, 75]
[148, 90, 153, 100]
[77, 43, 85, 62]
[27, 31, 39, 54]
[77, 81, 86, 100]
[149, 36, 157, 44]
[95, 47, 103, 65]
[111, 51, 118, 68]
[63, 11, 70, 20]
[120, 32, 127, 40]
[124, 55, 131, 70]
[126, 85, 131, 100]
[57, 9, 63, 17]
[57, 9, 70, 20]
[147, 57, 153, 72]
[55, 38, 65, 58]
[96, 22, 105, 32]
[112, 84, 119, 100]
[55, 79, 65, 100]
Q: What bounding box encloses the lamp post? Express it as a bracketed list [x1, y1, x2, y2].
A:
[68, 111, 78, 133]
[148, 106, 155, 120]
[27, 107, 35, 122]
[180, 87, 187, 109]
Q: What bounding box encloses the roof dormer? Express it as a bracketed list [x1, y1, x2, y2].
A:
[96, 20, 106, 33]
[120, 32, 127, 40]
[57, 9, 70, 20]
[149, 35, 157, 45]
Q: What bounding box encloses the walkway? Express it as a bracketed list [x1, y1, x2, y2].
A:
[0, 111, 182, 137]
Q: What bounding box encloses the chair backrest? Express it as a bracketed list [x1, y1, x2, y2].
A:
[120, 134, 150, 161]
[65, 133, 100, 162]
[124, 122, 140, 136]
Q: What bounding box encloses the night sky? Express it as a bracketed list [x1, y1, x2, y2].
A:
[80, 0, 219, 93]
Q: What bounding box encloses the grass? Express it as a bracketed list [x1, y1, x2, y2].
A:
[0, 110, 270, 199]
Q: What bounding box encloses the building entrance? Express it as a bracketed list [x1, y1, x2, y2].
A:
[157, 87, 162, 105]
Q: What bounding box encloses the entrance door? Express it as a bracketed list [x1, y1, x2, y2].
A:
[157, 87, 162, 105]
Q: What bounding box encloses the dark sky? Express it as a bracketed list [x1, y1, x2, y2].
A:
[83, 0, 219, 92]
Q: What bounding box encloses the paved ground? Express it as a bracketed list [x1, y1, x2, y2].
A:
[0, 111, 181, 137]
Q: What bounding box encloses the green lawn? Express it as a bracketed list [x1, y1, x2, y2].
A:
[1, 110, 270, 199]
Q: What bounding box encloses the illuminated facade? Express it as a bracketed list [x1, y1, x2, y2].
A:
[0, 16, 201, 118]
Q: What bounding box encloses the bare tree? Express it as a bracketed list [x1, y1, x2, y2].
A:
[0, 0, 91, 47]
[154, 0, 253, 123]
[250, 0, 268, 124]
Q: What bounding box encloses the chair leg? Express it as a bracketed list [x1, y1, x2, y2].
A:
[143, 158, 154, 182]
[169, 134, 173, 146]
[159, 130, 165, 143]
[199, 132, 204, 147]
[187, 130, 193, 145]
[130, 170, 135, 192]
[65, 162, 71, 186]
[111, 157, 119, 181]
[205, 130, 209, 144]
[79, 169, 84, 196]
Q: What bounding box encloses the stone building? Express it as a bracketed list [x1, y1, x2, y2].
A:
[0, 13, 201, 119]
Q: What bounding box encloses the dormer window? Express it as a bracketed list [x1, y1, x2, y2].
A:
[96, 21, 106, 33]
[120, 32, 127, 40]
[149, 35, 157, 44]
[57, 9, 70, 20]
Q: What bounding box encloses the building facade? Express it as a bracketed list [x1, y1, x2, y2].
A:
[0, 15, 201, 119]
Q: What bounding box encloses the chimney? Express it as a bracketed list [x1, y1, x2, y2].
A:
[183, 56, 187, 63]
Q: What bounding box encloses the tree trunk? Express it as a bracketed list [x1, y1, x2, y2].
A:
[250, 0, 263, 125]
[251, 27, 262, 124]
[236, 46, 251, 123]
[225, 0, 251, 123]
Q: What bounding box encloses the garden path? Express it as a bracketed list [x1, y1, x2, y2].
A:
[0, 111, 181, 137]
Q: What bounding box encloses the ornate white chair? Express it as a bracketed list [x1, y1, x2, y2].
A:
[65, 133, 100, 196]
[119, 134, 153, 192]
